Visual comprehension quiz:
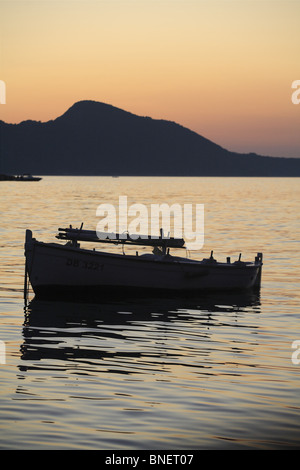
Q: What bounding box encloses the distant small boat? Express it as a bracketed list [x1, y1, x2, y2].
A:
[0, 173, 42, 181]
[24, 226, 263, 302]
[15, 174, 42, 181]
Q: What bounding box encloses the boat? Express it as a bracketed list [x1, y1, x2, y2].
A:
[15, 174, 42, 181]
[24, 226, 263, 302]
[0, 174, 42, 181]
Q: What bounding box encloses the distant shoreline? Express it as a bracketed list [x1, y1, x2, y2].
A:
[2, 173, 300, 180]
[1, 100, 299, 177]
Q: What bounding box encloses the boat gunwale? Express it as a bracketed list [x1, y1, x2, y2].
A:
[26, 238, 262, 270]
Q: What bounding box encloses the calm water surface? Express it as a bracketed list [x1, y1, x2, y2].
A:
[0, 176, 299, 450]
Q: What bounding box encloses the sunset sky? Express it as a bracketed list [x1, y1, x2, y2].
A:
[0, 0, 299, 157]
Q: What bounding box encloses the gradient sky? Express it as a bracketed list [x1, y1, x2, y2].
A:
[0, 0, 299, 157]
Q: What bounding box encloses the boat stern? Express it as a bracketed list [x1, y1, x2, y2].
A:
[24, 229, 34, 302]
[253, 252, 263, 289]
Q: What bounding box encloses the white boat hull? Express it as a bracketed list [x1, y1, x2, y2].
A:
[24, 230, 262, 301]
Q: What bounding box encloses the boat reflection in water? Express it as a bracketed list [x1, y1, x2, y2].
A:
[21, 292, 261, 368]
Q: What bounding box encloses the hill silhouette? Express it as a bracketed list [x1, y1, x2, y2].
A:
[0, 100, 299, 176]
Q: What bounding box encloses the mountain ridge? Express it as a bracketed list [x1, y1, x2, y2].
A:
[0, 100, 299, 176]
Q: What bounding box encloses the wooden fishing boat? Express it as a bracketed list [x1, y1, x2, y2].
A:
[24, 226, 263, 301]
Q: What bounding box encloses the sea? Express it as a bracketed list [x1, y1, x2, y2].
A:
[0, 176, 299, 450]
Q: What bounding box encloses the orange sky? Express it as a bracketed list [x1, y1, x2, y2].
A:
[0, 0, 299, 157]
